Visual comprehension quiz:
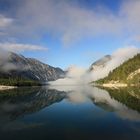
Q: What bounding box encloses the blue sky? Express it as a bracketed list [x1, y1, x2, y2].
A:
[0, 0, 140, 69]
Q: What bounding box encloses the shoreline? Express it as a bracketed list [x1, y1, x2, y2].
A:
[0, 85, 17, 91]
[93, 83, 140, 89]
[102, 83, 127, 88]
[92, 83, 128, 89]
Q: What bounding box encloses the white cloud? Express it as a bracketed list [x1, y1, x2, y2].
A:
[7, 0, 140, 46]
[121, 0, 140, 33]
[49, 65, 87, 86]
[11, 0, 122, 45]
[1, 0, 139, 46]
[49, 46, 140, 86]
[0, 14, 13, 28]
[0, 0, 140, 47]
[89, 46, 140, 81]
[0, 43, 47, 52]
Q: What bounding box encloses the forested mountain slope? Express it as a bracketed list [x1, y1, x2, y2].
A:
[96, 54, 140, 85]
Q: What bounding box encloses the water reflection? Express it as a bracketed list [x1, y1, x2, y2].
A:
[0, 86, 140, 140]
[0, 87, 66, 131]
[49, 85, 140, 121]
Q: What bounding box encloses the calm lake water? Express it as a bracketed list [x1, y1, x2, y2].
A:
[0, 85, 140, 140]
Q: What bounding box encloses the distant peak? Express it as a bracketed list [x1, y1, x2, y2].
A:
[89, 55, 112, 71]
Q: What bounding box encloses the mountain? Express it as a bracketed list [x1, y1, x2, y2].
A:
[95, 53, 140, 86]
[0, 52, 65, 86]
[89, 55, 112, 71]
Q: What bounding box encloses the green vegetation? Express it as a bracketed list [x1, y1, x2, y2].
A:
[0, 77, 42, 86]
[96, 54, 140, 85]
[128, 73, 140, 85]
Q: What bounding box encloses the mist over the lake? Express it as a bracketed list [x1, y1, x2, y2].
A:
[49, 46, 140, 85]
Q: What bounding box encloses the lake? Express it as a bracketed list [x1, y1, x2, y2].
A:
[0, 85, 140, 140]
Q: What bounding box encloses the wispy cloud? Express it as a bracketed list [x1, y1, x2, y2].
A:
[49, 46, 140, 85]
[0, 14, 13, 28]
[88, 46, 140, 81]
[0, 43, 47, 53]
[0, 0, 140, 46]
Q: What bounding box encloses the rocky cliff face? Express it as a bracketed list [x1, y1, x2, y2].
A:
[89, 55, 112, 71]
[0, 52, 65, 82]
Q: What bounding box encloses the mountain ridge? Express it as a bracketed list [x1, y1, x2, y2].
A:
[95, 53, 140, 86]
[89, 55, 112, 71]
[0, 51, 65, 86]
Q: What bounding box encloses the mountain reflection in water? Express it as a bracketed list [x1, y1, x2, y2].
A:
[0, 86, 139, 140]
